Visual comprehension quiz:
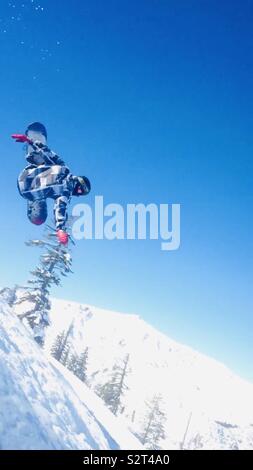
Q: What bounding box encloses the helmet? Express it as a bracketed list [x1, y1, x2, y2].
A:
[72, 176, 91, 196]
[25, 122, 47, 139]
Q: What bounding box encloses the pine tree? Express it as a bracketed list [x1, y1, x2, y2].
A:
[15, 228, 73, 346]
[51, 322, 74, 365]
[76, 348, 89, 382]
[67, 347, 89, 383]
[66, 352, 79, 375]
[95, 353, 130, 416]
[139, 394, 167, 450]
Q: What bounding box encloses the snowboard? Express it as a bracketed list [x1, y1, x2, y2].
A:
[26, 122, 47, 154]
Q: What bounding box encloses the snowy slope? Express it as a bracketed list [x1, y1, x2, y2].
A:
[0, 299, 142, 450]
[43, 298, 253, 450]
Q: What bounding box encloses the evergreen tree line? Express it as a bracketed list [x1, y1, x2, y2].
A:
[50, 326, 167, 450]
[50, 322, 88, 384]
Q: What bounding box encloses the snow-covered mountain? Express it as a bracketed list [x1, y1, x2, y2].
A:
[0, 299, 142, 450]
[2, 293, 253, 450]
[42, 298, 253, 450]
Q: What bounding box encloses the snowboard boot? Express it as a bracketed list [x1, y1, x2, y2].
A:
[27, 200, 48, 226]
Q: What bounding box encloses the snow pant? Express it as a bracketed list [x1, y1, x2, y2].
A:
[27, 196, 69, 230]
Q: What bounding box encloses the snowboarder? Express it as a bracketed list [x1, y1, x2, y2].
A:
[12, 122, 91, 245]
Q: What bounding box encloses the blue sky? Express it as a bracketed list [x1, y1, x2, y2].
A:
[0, 0, 252, 381]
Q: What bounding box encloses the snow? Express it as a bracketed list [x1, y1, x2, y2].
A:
[0, 299, 143, 450]
[51, 358, 143, 451]
[43, 298, 253, 449]
[2, 293, 253, 449]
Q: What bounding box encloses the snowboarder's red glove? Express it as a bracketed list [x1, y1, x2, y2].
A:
[11, 134, 32, 144]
